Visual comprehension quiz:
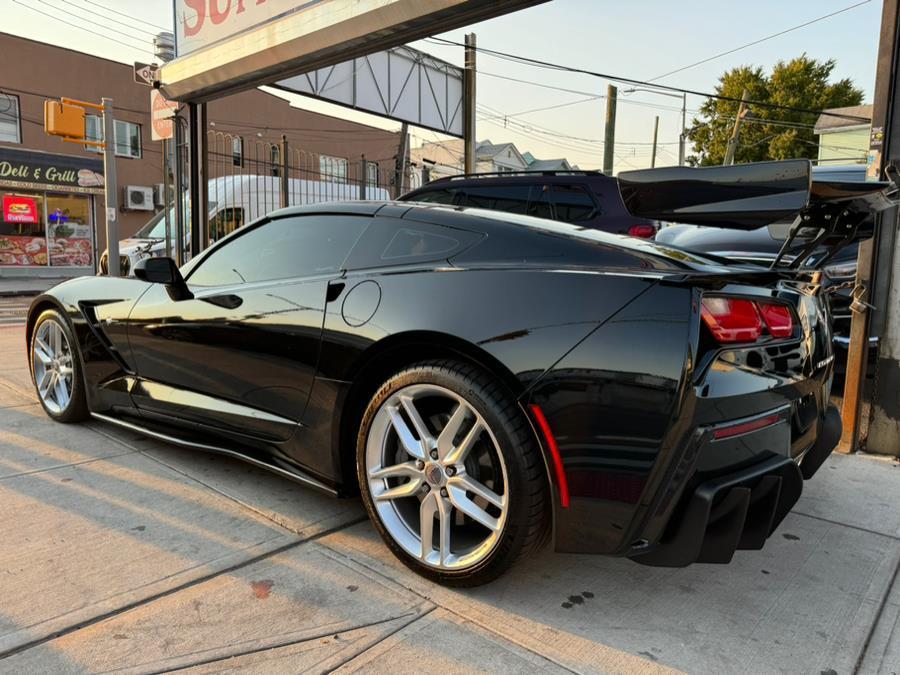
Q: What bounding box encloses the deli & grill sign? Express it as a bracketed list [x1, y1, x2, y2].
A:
[0, 148, 104, 195]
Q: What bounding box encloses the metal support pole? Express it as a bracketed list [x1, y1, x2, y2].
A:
[173, 117, 185, 267]
[199, 103, 209, 252]
[280, 134, 289, 208]
[603, 85, 617, 175]
[101, 98, 119, 277]
[650, 115, 660, 168]
[163, 137, 172, 259]
[463, 33, 477, 174]
[188, 103, 201, 258]
[723, 89, 750, 166]
[679, 92, 687, 166]
[360, 155, 367, 201]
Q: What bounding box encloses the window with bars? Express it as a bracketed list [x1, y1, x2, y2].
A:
[320, 155, 348, 184]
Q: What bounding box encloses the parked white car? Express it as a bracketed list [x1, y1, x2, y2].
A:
[100, 175, 391, 276]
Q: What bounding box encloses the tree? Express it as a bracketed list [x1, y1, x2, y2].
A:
[687, 55, 864, 166]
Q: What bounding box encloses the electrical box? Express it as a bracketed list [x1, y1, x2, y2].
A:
[44, 101, 86, 140]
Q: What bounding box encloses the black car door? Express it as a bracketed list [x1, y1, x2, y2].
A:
[125, 213, 369, 442]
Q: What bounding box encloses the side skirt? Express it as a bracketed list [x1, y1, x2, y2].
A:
[90, 412, 338, 497]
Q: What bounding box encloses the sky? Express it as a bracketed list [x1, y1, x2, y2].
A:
[0, 0, 884, 173]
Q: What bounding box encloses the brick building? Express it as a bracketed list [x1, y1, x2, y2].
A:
[0, 32, 404, 278]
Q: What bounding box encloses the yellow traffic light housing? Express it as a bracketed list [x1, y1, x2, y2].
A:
[44, 100, 86, 140]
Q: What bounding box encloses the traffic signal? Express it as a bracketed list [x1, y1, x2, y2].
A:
[44, 100, 85, 140]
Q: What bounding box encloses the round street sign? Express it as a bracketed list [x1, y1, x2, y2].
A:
[150, 89, 178, 142]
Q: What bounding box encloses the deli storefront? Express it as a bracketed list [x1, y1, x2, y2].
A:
[0, 147, 102, 276]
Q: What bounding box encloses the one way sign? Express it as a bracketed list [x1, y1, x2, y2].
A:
[133, 62, 159, 87]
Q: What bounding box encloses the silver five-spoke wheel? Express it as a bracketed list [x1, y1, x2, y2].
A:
[32, 318, 75, 414]
[365, 383, 509, 571]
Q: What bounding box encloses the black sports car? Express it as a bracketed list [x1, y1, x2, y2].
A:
[25, 160, 892, 586]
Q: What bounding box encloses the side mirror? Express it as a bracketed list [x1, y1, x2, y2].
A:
[133, 257, 193, 301]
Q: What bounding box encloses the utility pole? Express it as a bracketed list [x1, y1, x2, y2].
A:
[650, 115, 660, 168]
[679, 92, 687, 166]
[101, 98, 119, 277]
[723, 89, 750, 166]
[394, 122, 410, 198]
[463, 33, 477, 174]
[603, 84, 617, 174]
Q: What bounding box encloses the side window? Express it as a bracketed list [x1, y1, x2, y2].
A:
[549, 185, 597, 222]
[459, 185, 530, 215]
[382, 228, 460, 260]
[188, 215, 368, 287]
[345, 218, 482, 270]
[408, 189, 458, 205]
[528, 185, 553, 220]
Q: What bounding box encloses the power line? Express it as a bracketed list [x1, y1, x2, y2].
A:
[77, 0, 168, 31]
[649, 0, 872, 82]
[36, 0, 155, 46]
[45, 0, 160, 38]
[11, 0, 152, 57]
[427, 36, 871, 122]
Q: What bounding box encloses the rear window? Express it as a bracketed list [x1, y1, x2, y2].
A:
[549, 184, 597, 222]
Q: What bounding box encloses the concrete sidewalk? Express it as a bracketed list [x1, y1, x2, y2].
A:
[1, 324, 899, 674]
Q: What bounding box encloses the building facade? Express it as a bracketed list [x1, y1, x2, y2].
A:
[0, 32, 403, 277]
[410, 138, 577, 182]
[814, 104, 872, 166]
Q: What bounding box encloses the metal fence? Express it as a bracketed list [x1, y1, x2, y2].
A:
[193, 130, 413, 243]
[157, 129, 424, 264]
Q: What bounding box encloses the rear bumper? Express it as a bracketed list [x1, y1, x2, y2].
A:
[629, 404, 841, 567]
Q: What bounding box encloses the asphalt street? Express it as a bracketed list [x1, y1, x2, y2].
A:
[1, 319, 899, 674]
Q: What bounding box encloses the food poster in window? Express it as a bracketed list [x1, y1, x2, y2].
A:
[0, 191, 47, 265]
[47, 194, 93, 267]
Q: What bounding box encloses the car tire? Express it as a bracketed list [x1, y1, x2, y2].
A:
[357, 359, 549, 586]
[30, 308, 89, 423]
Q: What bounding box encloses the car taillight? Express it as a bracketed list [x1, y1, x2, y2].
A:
[628, 224, 656, 238]
[756, 303, 793, 338]
[701, 297, 795, 343]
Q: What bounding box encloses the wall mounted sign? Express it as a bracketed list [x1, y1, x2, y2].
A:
[0, 148, 104, 194]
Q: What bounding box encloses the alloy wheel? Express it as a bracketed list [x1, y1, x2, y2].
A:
[365, 383, 509, 570]
[32, 319, 75, 414]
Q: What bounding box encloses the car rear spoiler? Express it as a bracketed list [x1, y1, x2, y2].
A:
[618, 160, 897, 268]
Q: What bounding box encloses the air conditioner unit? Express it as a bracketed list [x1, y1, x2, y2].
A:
[124, 185, 154, 211]
[153, 183, 165, 207]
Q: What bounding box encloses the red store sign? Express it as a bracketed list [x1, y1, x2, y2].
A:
[3, 195, 38, 224]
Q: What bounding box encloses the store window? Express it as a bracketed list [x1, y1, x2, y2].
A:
[320, 155, 348, 184]
[85, 116, 142, 158]
[0, 94, 21, 144]
[46, 193, 93, 267]
[0, 190, 46, 266]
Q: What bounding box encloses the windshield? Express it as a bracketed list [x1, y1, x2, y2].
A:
[133, 199, 217, 239]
